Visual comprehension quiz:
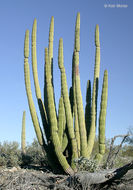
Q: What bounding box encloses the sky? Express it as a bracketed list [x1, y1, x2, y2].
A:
[0, 0, 132, 146]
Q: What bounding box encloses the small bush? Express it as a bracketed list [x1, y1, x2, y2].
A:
[21, 139, 47, 166]
[0, 139, 47, 168]
[74, 157, 100, 172]
[0, 141, 21, 167]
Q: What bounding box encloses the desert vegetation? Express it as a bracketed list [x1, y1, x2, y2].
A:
[24, 12, 108, 175]
[0, 137, 132, 189]
[0, 136, 132, 170]
[0, 12, 132, 189]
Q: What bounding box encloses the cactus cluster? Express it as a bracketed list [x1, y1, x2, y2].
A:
[24, 13, 108, 175]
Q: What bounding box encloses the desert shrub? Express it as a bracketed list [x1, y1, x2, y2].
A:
[101, 141, 133, 169]
[0, 141, 21, 167]
[109, 153, 132, 168]
[0, 139, 47, 168]
[21, 139, 47, 166]
[0, 156, 6, 166]
[122, 145, 133, 157]
[74, 157, 100, 172]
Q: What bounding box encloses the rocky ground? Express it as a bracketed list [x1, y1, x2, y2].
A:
[0, 163, 133, 190]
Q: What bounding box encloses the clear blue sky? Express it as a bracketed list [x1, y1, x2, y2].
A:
[0, 0, 132, 145]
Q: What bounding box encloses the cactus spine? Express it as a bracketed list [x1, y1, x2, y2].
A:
[21, 111, 26, 155]
[24, 13, 108, 174]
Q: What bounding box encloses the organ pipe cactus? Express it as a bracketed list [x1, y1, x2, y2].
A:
[24, 30, 44, 147]
[32, 19, 48, 142]
[95, 70, 108, 161]
[21, 111, 26, 155]
[45, 47, 74, 174]
[74, 51, 88, 158]
[73, 13, 88, 158]
[93, 24, 100, 126]
[58, 96, 65, 145]
[24, 12, 108, 174]
[58, 38, 78, 170]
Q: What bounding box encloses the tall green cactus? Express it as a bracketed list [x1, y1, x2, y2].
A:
[44, 16, 57, 126]
[21, 111, 26, 155]
[32, 19, 49, 142]
[58, 96, 65, 146]
[24, 30, 45, 147]
[93, 24, 100, 126]
[74, 51, 88, 158]
[95, 70, 108, 161]
[48, 16, 54, 66]
[45, 47, 74, 174]
[72, 54, 80, 157]
[74, 12, 80, 52]
[87, 24, 101, 157]
[58, 38, 78, 170]
[73, 13, 87, 158]
[24, 13, 108, 175]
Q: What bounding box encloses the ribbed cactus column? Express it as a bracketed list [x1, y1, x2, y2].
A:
[48, 16, 54, 67]
[72, 56, 80, 157]
[74, 51, 88, 158]
[32, 19, 41, 99]
[93, 24, 100, 126]
[21, 111, 26, 155]
[87, 25, 100, 157]
[96, 70, 108, 161]
[58, 96, 65, 145]
[45, 47, 74, 175]
[95, 25, 100, 79]
[58, 38, 78, 170]
[59, 92, 68, 152]
[24, 30, 45, 147]
[44, 16, 56, 121]
[32, 19, 49, 141]
[74, 12, 80, 52]
[62, 133, 68, 153]
[74, 99, 80, 157]
[73, 13, 88, 158]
